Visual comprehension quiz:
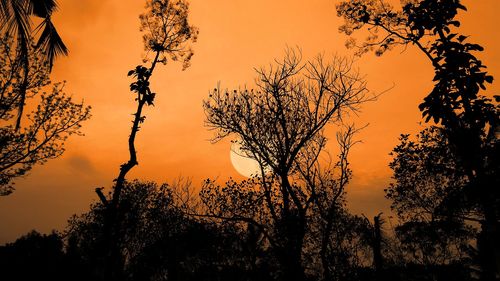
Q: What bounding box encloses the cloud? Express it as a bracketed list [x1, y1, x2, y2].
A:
[66, 154, 96, 175]
[346, 172, 393, 219]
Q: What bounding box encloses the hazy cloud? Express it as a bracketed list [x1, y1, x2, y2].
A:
[66, 154, 96, 175]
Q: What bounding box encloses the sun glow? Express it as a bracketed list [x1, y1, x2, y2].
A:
[229, 142, 262, 178]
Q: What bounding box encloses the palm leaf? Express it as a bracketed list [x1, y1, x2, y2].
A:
[4, 0, 31, 131]
[2, 0, 67, 128]
[28, 0, 58, 18]
[0, 0, 10, 22]
[4, 0, 31, 40]
[35, 18, 68, 69]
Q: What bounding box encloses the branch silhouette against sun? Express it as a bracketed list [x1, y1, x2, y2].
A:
[202, 48, 373, 281]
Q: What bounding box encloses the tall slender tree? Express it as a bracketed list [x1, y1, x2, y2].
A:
[94, 1, 197, 280]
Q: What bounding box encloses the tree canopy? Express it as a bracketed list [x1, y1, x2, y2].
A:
[0, 35, 90, 195]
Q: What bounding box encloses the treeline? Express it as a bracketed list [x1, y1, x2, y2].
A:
[1, 0, 499, 281]
[0, 179, 477, 281]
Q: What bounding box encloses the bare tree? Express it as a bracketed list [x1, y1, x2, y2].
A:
[203, 48, 370, 281]
[0, 35, 90, 195]
[301, 127, 370, 281]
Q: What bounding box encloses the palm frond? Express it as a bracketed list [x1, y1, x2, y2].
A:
[4, 0, 31, 40]
[1, 0, 31, 131]
[28, 0, 58, 18]
[2, 0, 67, 128]
[35, 18, 68, 69]
[0, 0, 10, 22]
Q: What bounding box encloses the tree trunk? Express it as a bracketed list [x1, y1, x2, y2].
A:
[277, 239, 306, 281]
[478, 198, 499, 281]
[277, 174, 307, 281]
[373, 214, 384, 281]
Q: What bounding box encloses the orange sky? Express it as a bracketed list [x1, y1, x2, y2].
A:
[0, 0, 499, 243]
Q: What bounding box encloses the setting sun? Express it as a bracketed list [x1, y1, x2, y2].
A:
[1, 0, 499, 280]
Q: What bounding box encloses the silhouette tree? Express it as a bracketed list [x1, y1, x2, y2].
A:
[298, 126, 372, 281]
[387, 127, 479, 277]
[200, 155, 377, 281]
[93, 1, 197, 279]
[306, 202, 371, 281]
[0, 230, 67, 281]
[395, 220, 474, 268]
[0, 35, 90, 195]
[337, 1, 500, 279]
[69, 180, 260, 281]
[203, 48, 370, 281]
[1, 0, 68, 131]
[387, 127, 475, 222]
[371, 214, 384, 279]
[99, 0, 198, 213]
[71, 181, 186, 280]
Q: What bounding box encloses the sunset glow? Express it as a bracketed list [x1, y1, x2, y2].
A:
[1, 0, 498, 245]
